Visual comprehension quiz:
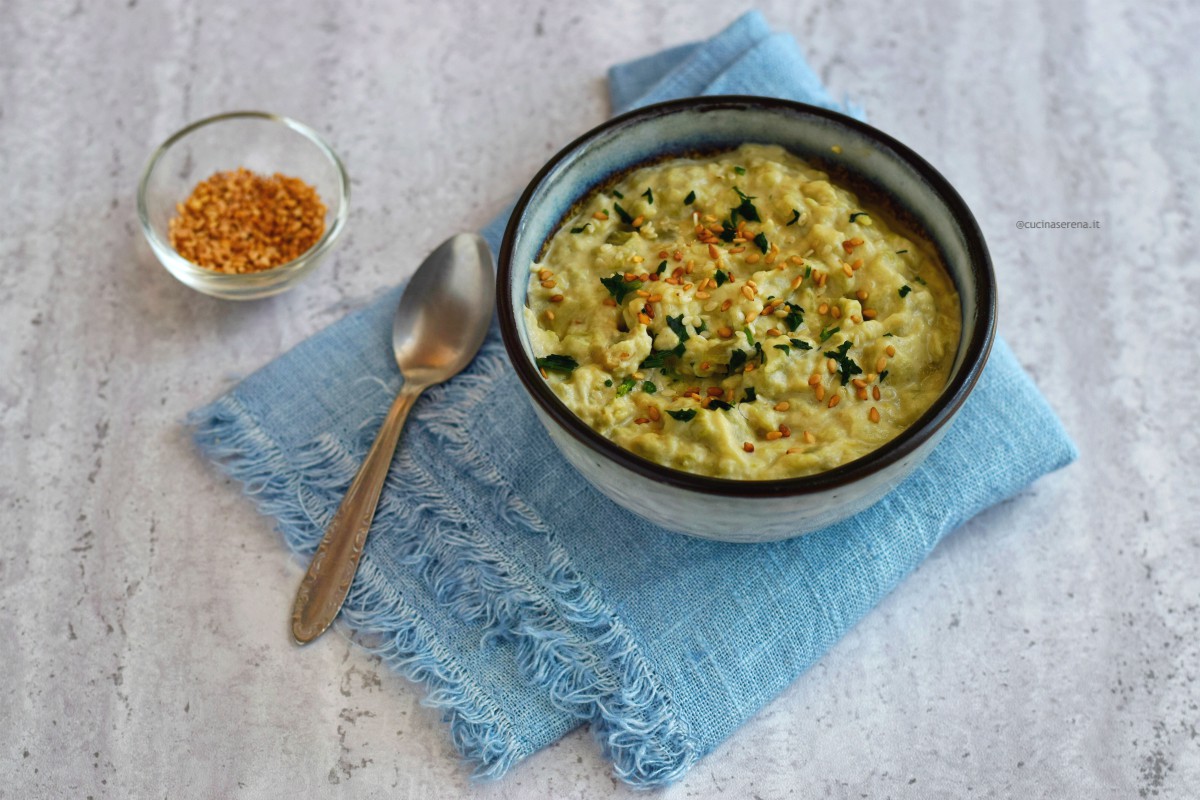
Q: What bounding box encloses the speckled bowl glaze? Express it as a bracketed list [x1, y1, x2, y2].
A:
[497, 96, 996, 542]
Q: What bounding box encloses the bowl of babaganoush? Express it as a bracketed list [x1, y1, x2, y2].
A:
[497, 96, 995, 542]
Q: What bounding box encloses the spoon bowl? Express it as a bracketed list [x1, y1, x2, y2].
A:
[292, 232, 495, 644]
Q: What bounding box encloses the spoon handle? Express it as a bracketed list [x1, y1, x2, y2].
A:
[291, 384, 424, 644]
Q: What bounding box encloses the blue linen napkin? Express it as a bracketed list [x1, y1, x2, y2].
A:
[190, 11, 1077, 787]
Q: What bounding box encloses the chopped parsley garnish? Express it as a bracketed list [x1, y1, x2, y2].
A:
[641, 188, 653, 204]
[600, 273, 641, 303]
[789, 338, 812, 350]
[783, 303, 804, 332]
[773, 344, 791, 356]
[879, 369, 889, 382]
[849, 211, 870, 223]
[667, 409, 697, 422]
[666, 314, 690, 343]
[639, 344, 686, 370]
[728, 349, 748, 372]
[714, 269, 729, 287]
[656, 260, 667, 275]
[731, 187, 760, 223]
[612, 189, 624, 199]
[899, 284, 912, 298]
[615, 377, 637, 396]
[733, 166, 746, 175]
[754, 341, 766, 364]
[743, 326, 755, 346]
[804, 265, 812, 279]
[536, 354, 578, 374]
[819, 326, 840, 342]
[914, 276, 927, 285]
[708, 399, 733, 410]
[883, 332, 895, 337]
[604, 379, 613, 387]
[753, 232, 769, 253]
[613, 202, 633, 224]
[823, 341, 863, 386]
[741, 387, 757, 403]
[787, 209, 801, 226]
[718, 219, 738, 242]
[895, 249, 908, 254]
[642, 381, 657, 394]
[570, 225, 587, 234]
[684, 190, 696, 205]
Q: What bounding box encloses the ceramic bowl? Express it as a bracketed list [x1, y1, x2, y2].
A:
[497, 96, 996, 542]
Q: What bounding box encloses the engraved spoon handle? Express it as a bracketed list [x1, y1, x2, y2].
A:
[291, 384, 423, 644]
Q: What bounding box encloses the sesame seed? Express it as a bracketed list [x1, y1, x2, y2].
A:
[850, 314, 862, 324]
[856, 387, 868, 401]
[787, 446, 803, 455]
[550, 294, 564, 303]
[852, 378, 867, 389]
[863, 308, 877, 320]
[700, 361, 710, 370]
[658, 250, 669, 259]
[746, 311, 759, 323]
[593, 211, 608, 220]
[856, 289, 869, 301]
[538, 269, 553, 281]
[718, 326, 733, 338]
[602, 298, 617, 307]
[873, 385, 881, 401]
[807, 375, 820, 386]
[541, 279, 556, 288]
[706, 386, 724, 397]
[828, 394, 841, 408]
[815, 385, 826, 401]
[729, 246, 746, 254]
[647, 406, 661, 422]
[545, 310, 555, 321]
[886, 344, 896, 357]
[638, 313, 651, 325]
[635, 289, 650, 298]
[624, 272, 638, 282]
[765, 251, 777, 264]
[741, 285, 755, 301]
[869, 406, 881, 423]
[774, 401, 790, 411]
[831, 307, 842, 319]
[766, 431, 783, 441]
[826, 358, 837, 373]
[695, 291, 711, 299]
[767, 328, 781, 337]
[631, 215, 644, 227]
[721, 299, 733, 311]
[743, 442, 755, 453]
[673, 250, 683, 261]
[631, 255, 644, 264]
[791, 274, 804, 289]
[842, 263, 854, 277]
[648, 294, 662, 303]
[803, 430, 816, 444]
[746, 253, 761, 264]
[635, 417, 649, 425]
[875, 355, 888, 372]
[818, 303, 830, 315]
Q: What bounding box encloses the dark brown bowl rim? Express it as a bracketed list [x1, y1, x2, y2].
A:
[497, 95, 996, 499]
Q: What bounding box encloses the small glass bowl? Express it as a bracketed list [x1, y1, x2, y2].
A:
[137, 111, 350, 300]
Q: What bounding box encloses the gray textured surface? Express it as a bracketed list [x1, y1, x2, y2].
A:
[2, 1, 1197, 797]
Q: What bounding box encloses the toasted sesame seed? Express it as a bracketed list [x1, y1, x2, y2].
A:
[744, 363, 756, 372]
[707, 244, 720, 260]
[602, 298, 617, 307]
[624, 272, 638, 282]
[766, 431, 783, 441]
[852, 258, 863, 270]
[886, 344, 896, 357]
[706, 386, 724, 397]
[850, 314, 862, 324]
[791, 274, 804, 289]
[647, 406, 661, 421]
[873, 385, 881, 401]
[787, 446, 803, 455]
[635, 289, 650, 298]
[803, 430, 816, 444]
[704, 214, 718, 223]
[774, 401, 790, 411]
[539, 368, 548, 378]
[683, 282, 694, 291]
[827, 358, 837, 373]
[593, 211, 608, 220]
[856, 289, 869, 301]
[544, 310, 555, 321]
[648, 294, 662, 303]
[673, 250, 683, 261]
[746, 253, 761, 264]
[720, 299, 733, 312]
[685, 261, 695, 274]
[631, 255, 644, 264]
[700, 361, 710, 370]
[741, 285, 755, 301]
[852, 378, 867, 389]
[818, 303, 830, 315]
[635, 417, 649, 425]
[767, 327, 782, 337]
[808, 374, 821, 386]
[842, 263, 854, 277]
[857, 387, 868, 401]
[831, 306, 842, 319]
[869, 406, 881, 423]
[718, 326, 733, 338]
[631, 215, 644, 227]
[875, 355, 887, 372]
[538, 269, 553, 281]
[541, 279, 556, 288]
[815, 385, 826, 401]
[743, 442, 755, 453]
[863, 308, 877, 320]
[764, 251, 777, 264]
[828, 394, 841, 408]
[729, 246, 746, 254]
[658, 250, 669, 259]
[638, 313, 651, 325]
[550, 294, 564, 303]
[695, 291, 711, 299]
[746, 311, 759, 323]
[640, 273, 650, 281]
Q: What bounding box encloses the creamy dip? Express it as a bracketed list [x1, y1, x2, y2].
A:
[524, 144, 961, 479]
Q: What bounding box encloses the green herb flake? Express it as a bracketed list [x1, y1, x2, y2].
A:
[883, 332, 895, 337]
[718, 219, 737, 242]
[773, 344, 791, 356]
[733, 166, 747, 175]
[728, 349, 748, 372]
[639, 344, 685, 370]
[743, 326, 756, 346]
[787, 209, 801, 226]
[641, 187, 654, 205]
[754, 341, 766, 365]
[708, 398, 733, 410]
[804, 265, 812, 279]
[604, 379, 613, 387]
[895, 249, 909, 254]
[615, 377, 637, 396]
[879, 369, 889, 382]
[656, 260, 667, 275]
[741, 387, 757, 403]
[666, 314, 690, 344]
[570, 225, 586, 234]
[819, 326, 841, 343]
[600, 274, 641, 303]
[612, 189, 624, 199]
[642, 381, 657, 394]
[823, 341, 863, 386]
[684, 190, 696, 205]
[753, 232, 769, 254]
[899, 284, 912, 298]
[667, 409, 697, 422]
[789, 338, 813, 350]
[914, 276, 927, 285]
[731, 187, 760, 223]
[714, 269, 729, 287]
[536, 354, 578, 374]
[783, 303, 804, 332]
[849, 211, 870, 223]
[613, 202, 633, 224]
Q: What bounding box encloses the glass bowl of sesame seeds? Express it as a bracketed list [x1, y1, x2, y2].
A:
[137, 111, 349, 300]
[497, 96, 996, 542]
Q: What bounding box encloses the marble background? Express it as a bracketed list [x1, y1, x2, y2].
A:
[2, 0, 1197, 797]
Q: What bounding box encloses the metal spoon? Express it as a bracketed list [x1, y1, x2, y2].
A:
[291, 233, 495, 645]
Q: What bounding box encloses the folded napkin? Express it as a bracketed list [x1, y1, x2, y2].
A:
[190, 11, 1077, 787]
